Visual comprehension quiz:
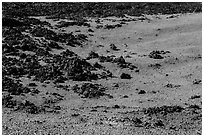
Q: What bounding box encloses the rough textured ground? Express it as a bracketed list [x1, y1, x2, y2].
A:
[2, 3, 202, 135]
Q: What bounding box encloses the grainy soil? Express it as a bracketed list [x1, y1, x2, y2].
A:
[2, 3, 202, 135]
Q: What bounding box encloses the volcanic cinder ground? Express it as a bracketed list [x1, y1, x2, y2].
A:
[2, 13, 202, 135]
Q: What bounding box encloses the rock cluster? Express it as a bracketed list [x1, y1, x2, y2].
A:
[72, 83, 106, 98]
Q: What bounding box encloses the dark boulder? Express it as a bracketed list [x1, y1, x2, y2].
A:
[72, 83, 106, 98]
[110, 44, 119, 51]
[120, 73, 131, 79]
[86, 51, 99, 60]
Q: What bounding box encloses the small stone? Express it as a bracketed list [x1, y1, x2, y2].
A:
[138, 90, 146, 94]
[120, 73, 131, 79]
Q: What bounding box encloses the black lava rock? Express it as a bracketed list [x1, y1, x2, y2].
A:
[120, 73, 131, 79]
[138, 90, 146, 94]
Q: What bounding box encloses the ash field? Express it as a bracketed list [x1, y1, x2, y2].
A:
[2, 2, 202, 135]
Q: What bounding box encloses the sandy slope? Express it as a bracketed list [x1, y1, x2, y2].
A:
[2, 13, 202, 135]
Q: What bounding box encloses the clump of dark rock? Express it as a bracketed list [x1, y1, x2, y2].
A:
[3, 65, 26, 77]
[71, 113, 80, 117]
[17, 36, 51, 57]
[88, 28, 94, 32]
[22, 17, 51, 26]
[9, 96, 61, 114]
[149, 50, 170, 59]
[148, 63, 161, 69]
[96, 25, 103, 29]
[54, 76, 68, 83]
[57, 56, 97, 81]
[123, 95, 129, 98]
[120, 73, 131, 79]
[86, 51, 99, 60]
[34, 65, 63, 82]
[31, 26, 61, 42]
[47, 41, 63, 49]
[96, 70, 113, 79]
[149, 51, 164, 59]
[154, 120, 165, 127]
[60, 49, 77, 57]
[28, 83, 37, 87]
[135, 69, 139, 72]
[143, 105, 184, 116]
[193, 79, 201, 84]
[20, 36, 39, 51]
[31, 89, 40, 94]
[16, 100, 40, 114]
[3, 3, 201, 19]
[104, 24, 122, 29]
[19, 53, 27, 59]
[2, 56, 25, 76]
[112, 104, 120, 109]
[2, 76, 32, 95]
[22, 55, 42, 76]
[110, 44, 119, 51]
[188, 104, 201, 110]
[165, 83, 181, 88]
[190, 95, 201, 99]
[72, 83, 106, 98]
[31, 26, 86, 46]
[3, 27, 24, 41]
[66, 33, 88, 47]
[93, 62, 104, 69]
[98, 55, 114, 63]
[119, 116, 143, 127]
[131, 117, 143, 126]
[114, 56, 126, 64]
[138, 90, 146, 94]
[113, 83, 119, 87]
[2, 93, 17, 108]
[35, 47, 51, 57]
[33, 49, 101, 82]
[77, 33, 88, 41]
[114, 56, 137, 70]
[56, 20, 90, 28]
[96, 54, 137, 70]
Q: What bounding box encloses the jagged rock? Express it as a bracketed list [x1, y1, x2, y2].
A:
[149, 51, 164, 59]
[2, 93, 17, 108]
[149, 50, 170, 59]
[2, 76, 32, 95]
[110, 44, 119, 51]
[99, 55, 114, 63]
[88, 28, 94, 32]
[104, 24, 122, 29]
[28, 83, 37, 87]
[72, 83, 106, 98]
[114, 56, 126, 64]
[143, 105, 184, 115]
[93, 62, 104, 69]
[22, 17, 50, 26]
[120, 73, 131, 79]
[56, 20, 90, 28]
[154, 120, 164, 127]
[86, 51, 99, 60]
[193, 79, 201, 84]
[112, 104, 120, 109]
[138, 90, 146, 94]
[47, 41, 63, 49]
[34, 65, 63, 82]
[54, 76, 67, 83]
